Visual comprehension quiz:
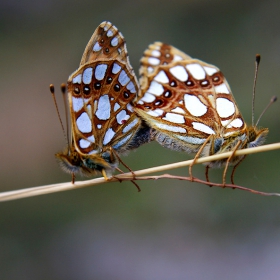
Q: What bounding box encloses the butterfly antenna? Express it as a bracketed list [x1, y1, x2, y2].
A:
[60, 83, 70, 147]
[50, 84, 69, 146]
[252, 54, 261, 126]
[255, 95, 277, 126]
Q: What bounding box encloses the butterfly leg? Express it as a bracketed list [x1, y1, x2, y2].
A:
[71, 173, 76, 184]
[230, 155, 247, 184]
[222, 140, 242, 186]
[189, 135, 212, 181]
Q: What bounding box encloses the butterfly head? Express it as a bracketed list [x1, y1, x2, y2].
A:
[55, 146, 117, 179]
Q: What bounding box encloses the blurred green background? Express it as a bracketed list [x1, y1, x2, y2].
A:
[1, 0, 280, 279]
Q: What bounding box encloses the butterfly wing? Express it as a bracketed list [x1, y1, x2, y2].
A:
[135, 42, 247, 152]
[68, 22, 142, 157]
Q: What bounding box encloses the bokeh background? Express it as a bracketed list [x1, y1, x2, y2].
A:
[1, 0, 280, 279]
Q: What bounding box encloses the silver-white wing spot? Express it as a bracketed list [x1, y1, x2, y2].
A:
[169, 65, 188, 82]
[112, 63, 121, 74]
[174, 55, 183, 61]
[111, 37, 118, 46]
[186, 63, 206, 80]
[112, 133, 133, 150]
[126, 103, 134, 112]
[163, 113, 185, 124]
[222, 118, 243, 128]
[114, 103, 120, 112]
[147, 81, 164, 96]
[93, 42, 102, 52]
[79, 139, 91, 149]
[76, 112, 92, 133]
[95, 64, 107, 80]
[215, 83, 230, 94]
[203, 66, 218, 76]
[118, 70, 130, 86]
[139, 92, 156, 103]
[72, 96, 84, 112]
[184, 94, 207, 117]
[96, 95, 111, 120]
[126, 81, 136, 93]
[116, 110, 130, 124]
[146, 108, 164, 117]
[97, 124, 102, 129]
[122, 118, 139, 133]
[73, 74, 82, 84]
[154, 70, 169, 84]
[107, 30, 113, 37]
[175, 135, 206, 145]
[148, 57, 160, 66]
[216, 98, 235, 118]
[103, 128, 116, 145]
[83, 68, 93, 84]
[192, 122, 215, 134]
[171, 107, 185, 114]
[154, 122, 187, 133]
[151, 50, 161, 57]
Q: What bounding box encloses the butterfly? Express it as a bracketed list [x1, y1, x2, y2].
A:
[54, 21, 152, 183]
[134, 42, 269, 184]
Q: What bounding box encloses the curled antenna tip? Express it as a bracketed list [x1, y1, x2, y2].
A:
[60, 83, 66, 94]
[271, 95, 277, 103]
[256, 54, 261, 64]
[50, 84, 55, 94]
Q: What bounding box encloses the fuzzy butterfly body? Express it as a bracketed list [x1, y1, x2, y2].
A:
[56, 22, 151, 181]
[134, 42, 268, 175]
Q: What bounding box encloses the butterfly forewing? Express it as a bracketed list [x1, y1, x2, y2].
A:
[68, 59, 141, 155]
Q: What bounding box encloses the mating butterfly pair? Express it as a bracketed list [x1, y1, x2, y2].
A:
[54, 21, 268, 184]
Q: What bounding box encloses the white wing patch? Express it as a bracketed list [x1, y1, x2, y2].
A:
[148, 57, 160, 66]
[169, 65, 188, 82]
[147, 81, 164, 96]
[95, 64, 107, 80]
[203, 66, 218, 76]
[215, 83, 230, 94]
[140, 92, 156, 103]
[192, 122, 215, 134]
[76, 112, 92, 133]
[122, 118, 139, 133]
[103, 128, 115, 145]
[112, 63, 121, 74]
[118, 70, 130, 86]
[163, 113, 185, 124]
[184, 94, 207, 117]
[154, 70, 169, 84]
[82, 68, 93, 84]
[216, 98, 235, 118]
[186, 63, 206, 80]
[126, 81, 136, 93]
[146, 109, 164, 117]
[111, 37, 118, 46]
[73, 74, 82, 84]
[154, 122, 187, 133]
[96, 95, 111, 120]
[116, 110, 130, 124]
